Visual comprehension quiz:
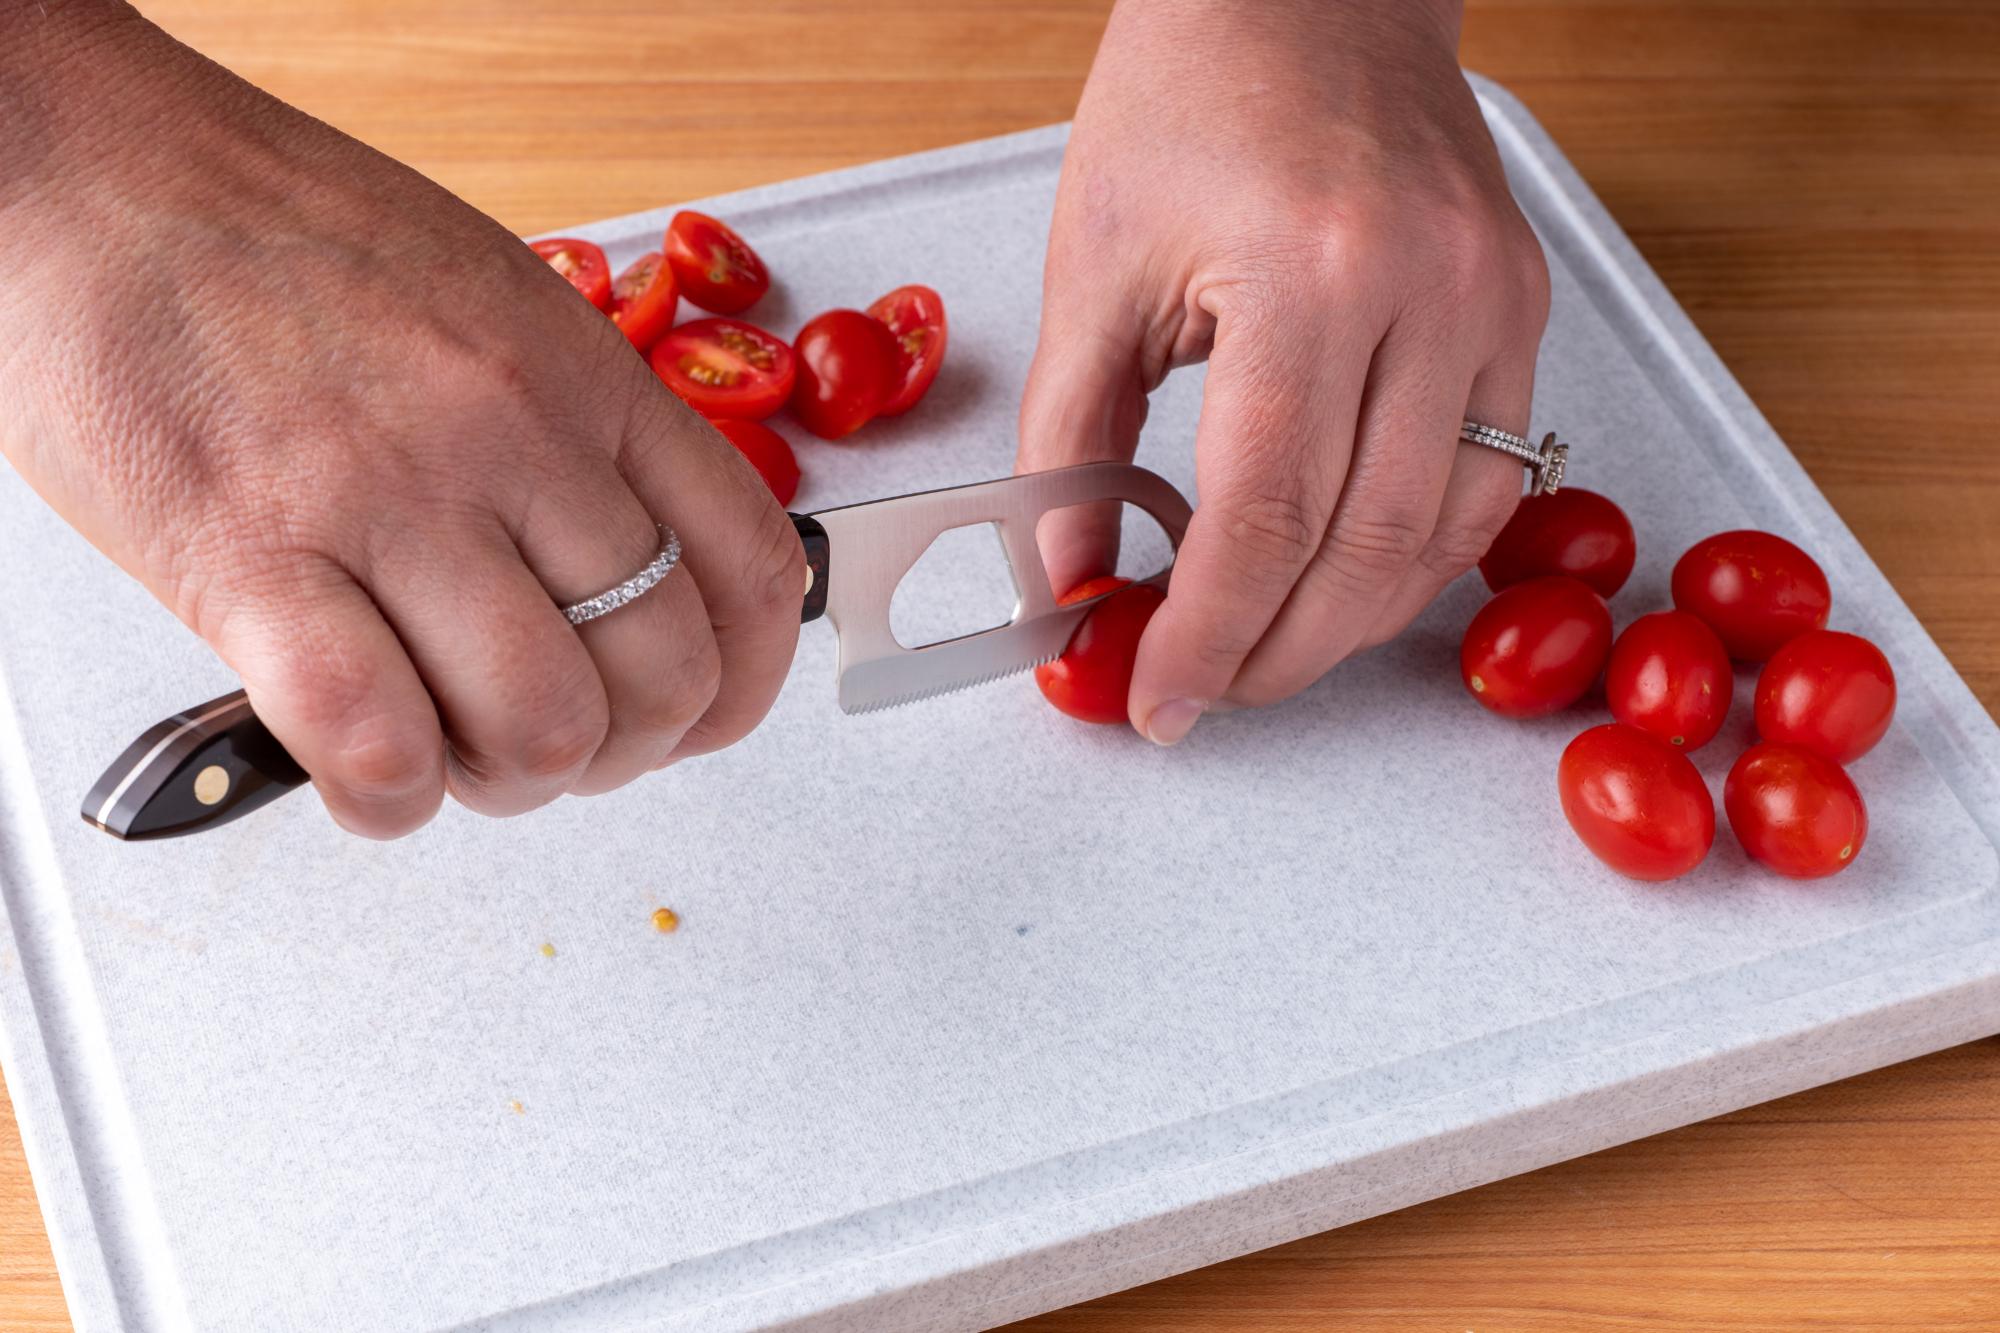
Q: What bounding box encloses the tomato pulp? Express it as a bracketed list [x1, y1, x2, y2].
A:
[648, 318, 795, 420]
[866, 285, 948, 416]
[664, 211, 770, 315]
[530, 237, 612, 310]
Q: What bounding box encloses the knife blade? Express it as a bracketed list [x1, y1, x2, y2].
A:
[81, 462, 1191, 840]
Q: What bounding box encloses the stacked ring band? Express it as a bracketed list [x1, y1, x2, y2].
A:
[560, 524, 684, 626]
[1459, 421, 1569, 495]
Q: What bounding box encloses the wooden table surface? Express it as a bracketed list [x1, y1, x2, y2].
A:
[5, 1, 1997, 1328]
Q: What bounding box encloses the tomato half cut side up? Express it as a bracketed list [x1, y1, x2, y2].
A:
[664, 211, 770, 315]
[608, 252, 678, 352]
[648, 318, 796, 420]
[709, 417, 801, 507]
[530, 238, 612, 310]
[866, 285, 948, 416]
[1034, 576, 1166, 726]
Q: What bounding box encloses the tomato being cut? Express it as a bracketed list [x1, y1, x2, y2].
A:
[866, 285, 948, 416]
[664, 211, 770, 315]
[1604, 610, 1733, 750]
[530, 238, 611, 310]
[648, 318, 795, 420]
[1459, 575, 1613, 718]
[1034, 576, 1165, 725]
[1753, 629, 1896, 764]
[607, 252, 678, 352]
[1724, 742, 1867, 878]
[1558, 724, 1715, 881]
[709, 417, 800, 507]
[1671, 530, 1830, 661]
[1478, 488, 1636, 598]
[789, 309, 900, 440]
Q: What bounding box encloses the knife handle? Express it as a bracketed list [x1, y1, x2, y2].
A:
[82, 514, 834, 841]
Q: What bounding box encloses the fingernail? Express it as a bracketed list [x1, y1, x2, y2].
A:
[1144, 697, 1205, 747]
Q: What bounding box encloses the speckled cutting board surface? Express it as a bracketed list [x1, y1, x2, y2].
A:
[3, 79, 1998, 1333]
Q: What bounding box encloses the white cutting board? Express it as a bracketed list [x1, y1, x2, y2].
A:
[2, 79, 1997, 1333]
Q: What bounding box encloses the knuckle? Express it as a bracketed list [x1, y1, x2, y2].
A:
[629, 635, 723, 740]
[1216, 490, 1320, 591]
[514, 710, 609, 782]
[328, 723, 439, 799]
[1419, 520, 1500, 583]
[1322, 506, 1431, 585]
[735, 510, 808, 626]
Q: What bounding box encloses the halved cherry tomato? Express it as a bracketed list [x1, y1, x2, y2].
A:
[789, 309, 900, 440]
[1034, 576, 1165, 725]
[608, 252, 678, 352]
[1753, 629, 1896, 764]
[1724, 742, 1867, 878]
[530, 238, 611, 310]
[1671, 530, 1830, 661]
[866, 285, 948, 416]
[1459, 575, 1613, 718]
[1604, 610, 1733, 750]
[709, 417, 800, 507]
[664, 211, 770, 315]
[1558, 723, 1715, 881]
[1478, 488, 1636, 598]
[648, 318, 795, 420]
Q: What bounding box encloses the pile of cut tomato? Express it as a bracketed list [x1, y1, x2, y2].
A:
[1461, 488, 1893, 881]
[531, 213, 947, 508]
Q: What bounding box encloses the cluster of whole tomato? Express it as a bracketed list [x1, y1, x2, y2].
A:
[531, 212, 948, 508]
[1459, 488, 1895, 882]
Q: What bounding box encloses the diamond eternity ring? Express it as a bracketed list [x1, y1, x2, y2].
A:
[1459, 421, 1570, 495]
[560, 524, 684, 626]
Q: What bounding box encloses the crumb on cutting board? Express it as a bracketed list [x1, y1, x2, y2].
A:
[651, 907, 680, 934]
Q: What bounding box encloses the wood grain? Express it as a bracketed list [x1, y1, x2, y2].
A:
[4, 1, 1996, 1328]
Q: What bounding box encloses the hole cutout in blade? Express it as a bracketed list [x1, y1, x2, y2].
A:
[1033, 500, 1176, 602]
[888, 522, 1022, 649]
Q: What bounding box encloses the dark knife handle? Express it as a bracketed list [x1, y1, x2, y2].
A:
[83, 514, 833, 841]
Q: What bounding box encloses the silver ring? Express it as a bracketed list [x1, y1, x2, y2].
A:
[560, 524, 683, 625]
[1459, 421, 1568, 495]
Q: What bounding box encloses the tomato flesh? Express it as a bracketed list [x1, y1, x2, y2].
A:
[709, 417, 800, 507]
[648, 318, 795, 420]
[1479, 488, 1637, 598]
[530, 238, 612, 310]
[789, 308, 900, 440]
[1671, 530, 1830, 661]
[1558, 723, 1715, 881]
[1753, 629, 1895, 764]
[1034, 576, 1165, 725]
[1604, 610, 1733, 750]
[866, 285, 948, 416]
[1459, 575, 1613, 718]
[664, 211, 770, 315]
[1724, 742, 1867, 878]
[608, 251, 678, 352]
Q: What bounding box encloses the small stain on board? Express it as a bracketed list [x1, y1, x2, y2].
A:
[509, 1099, 525, 1115]
[539, 942, 556, 958]
[651, 907, 680, 934]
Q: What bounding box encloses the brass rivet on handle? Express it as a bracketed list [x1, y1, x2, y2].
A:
[192, 764, 230, 806]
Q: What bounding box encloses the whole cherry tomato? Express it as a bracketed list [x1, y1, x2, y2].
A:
[664, 211, 770, 315]
[708, 417, 800, 507]
[1459, 575, 1613, 718]
[1034, 576, 1165, 725]
[1724, 742, 1867, 878]
[1478, 488, 1636, 598]
[648, 318, 795, 420]
[1604, 610, 1733, 750]
[789, 309, 900, 440]
[1558, 724, 1715, 881]
[1753, 629, 1896, 764]
[1671, 530, 1830, 661]
[866, 285, 948, 416]
[529, 237, 611, 310]
[607, 251, 678, 352]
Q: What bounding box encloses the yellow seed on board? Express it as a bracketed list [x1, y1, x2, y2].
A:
[509, 1100, 525, 1115]
[652, 907, 680, 934]
[540, 942, 556, 958]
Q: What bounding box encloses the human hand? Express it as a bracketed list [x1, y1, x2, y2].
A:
[0, 5, 804, 836]
[1020, 0, 1551, 743]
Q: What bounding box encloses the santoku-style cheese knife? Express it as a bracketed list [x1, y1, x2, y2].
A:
[83, 462, 1191, 841]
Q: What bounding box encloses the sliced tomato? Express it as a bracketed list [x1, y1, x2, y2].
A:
[648, 318, 795, 420]
[866, 285, 948, 416]
[788, 308, 900, 440]
[664, 211, 770, 315]
[709, 417, 800, 507]
[530, 237, 611, 310]
[1034, 576, 1165, 726]
[608, 252, 678, 352]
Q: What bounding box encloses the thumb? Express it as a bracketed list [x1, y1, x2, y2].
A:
[1015, 289, 1152, 597]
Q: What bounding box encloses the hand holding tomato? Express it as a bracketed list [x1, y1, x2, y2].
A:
[1016, 0, 1549, 742]
[0, 11, 807, 837]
